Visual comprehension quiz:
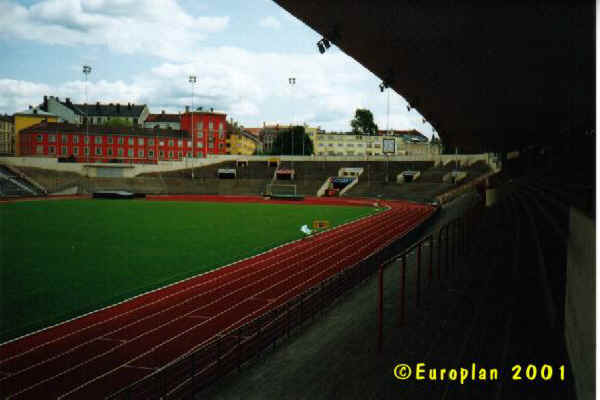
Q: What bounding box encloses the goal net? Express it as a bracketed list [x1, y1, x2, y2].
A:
[266, 183, 297, 196]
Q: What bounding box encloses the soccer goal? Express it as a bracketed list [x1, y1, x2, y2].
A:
[266, 183, 297, 197]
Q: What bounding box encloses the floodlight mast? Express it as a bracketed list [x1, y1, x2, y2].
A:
[82, 65, 91, 162]
[189, 75, 197, 179]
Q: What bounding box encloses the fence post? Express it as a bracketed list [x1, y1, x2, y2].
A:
[237, 327, 242, 372]
[378, 265, 384, 353]
[428, 235, 433, 287]
[400, 254, 406, 326]
[438, 227, 443, 283]
[445, 224, 450, 275]
[416, 242, 421, 308]
[191, 350, 196, 391]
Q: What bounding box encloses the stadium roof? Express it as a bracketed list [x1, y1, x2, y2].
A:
[274, 1, 595, 153]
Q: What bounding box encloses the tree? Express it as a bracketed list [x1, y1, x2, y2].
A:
[104, 117, 132, 128]
[350, 109, 378, 136]
[271, 126, 314, 155]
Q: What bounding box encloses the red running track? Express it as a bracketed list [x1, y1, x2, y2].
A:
[0, 198, 434, 399]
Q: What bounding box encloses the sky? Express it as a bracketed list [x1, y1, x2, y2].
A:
[0, 0, 436, 137]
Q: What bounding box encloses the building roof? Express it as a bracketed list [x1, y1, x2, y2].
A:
[244, 128, 263, 137]
[14, 108, 57, 117]
[0, 114, 14, 123]
[378, 129, 428, 142]
[20, 121, 190, 139]
[59, 100, 147, 118]
[145, 113, 180, 124]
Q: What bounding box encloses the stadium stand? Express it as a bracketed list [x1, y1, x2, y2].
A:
[6, 159, 493, 202]
[0, 165, 45, 197]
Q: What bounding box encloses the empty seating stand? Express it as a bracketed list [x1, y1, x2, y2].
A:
[0, 165, 44, 197]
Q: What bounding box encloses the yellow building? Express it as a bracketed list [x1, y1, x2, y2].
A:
[14, 107, 59, 155]
[227, 130, 261, 155]
[0, 114, 15, 154]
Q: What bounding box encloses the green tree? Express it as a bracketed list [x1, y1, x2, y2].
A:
[271, 126, 314, 155]
[350, 109, 378, 136]
[104, 117, 132, 128]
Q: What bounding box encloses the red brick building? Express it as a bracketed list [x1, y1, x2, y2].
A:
[19, 121, 192, 164]
[18, 108, 229, 163]
[180, 109, 228, 158]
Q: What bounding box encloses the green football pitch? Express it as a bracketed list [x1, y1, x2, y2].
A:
[0, 199, 377, 342]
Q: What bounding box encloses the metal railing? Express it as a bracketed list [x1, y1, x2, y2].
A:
[377, 203, 484, 351]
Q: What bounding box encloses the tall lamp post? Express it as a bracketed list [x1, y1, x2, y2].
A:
[288, 77, 296, 165]
[83, 65, 91, 162]
[189, 75, 196, 179]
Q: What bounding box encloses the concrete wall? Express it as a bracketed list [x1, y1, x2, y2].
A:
[1, 153, 495, 178]
[565, 207, 595, 400]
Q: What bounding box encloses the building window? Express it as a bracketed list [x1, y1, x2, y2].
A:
[37, 135, 43, 142]
[178, 140, 182, 147]
[197, 142, 203, 148]
[94, 136, 101, 144]
[138, 149, 144, 157]
[208, 121, 213, 131]
[178, 151, 182, 158]
[186, 152, 191, 157]
[208, 143, 214, 149]
[73, 136, 79, 144]
[128, 149, 133, 157]
[148, 138, 154, 146]
[159, 140, 164, 146]
[118, 148, 124, 156]
[107, 148, 113, 156]
[36, 145, 43, 154]
[168, 139, 174, 147]
[61, 146, 67, 155]
[62, 134, 68, 143]
[84, 136, 89, 144]
[84, 147, 90, 155]
[138, 138, 144, 146]
[168, 151, 173, 159]
[198, 132, 203, 139]
[49, 135, 56, 143]
[73, 147, 79, 155]
[148, 150, 154, 158]
[197, 122, 203, 131]
[128, 137, 134, 145]
[187, 140, 192, 147]
[107, 137, 113, 144]
[118, 137, 124, 145]
[95, 147, 102, 155]
[159, 150, 164, 158]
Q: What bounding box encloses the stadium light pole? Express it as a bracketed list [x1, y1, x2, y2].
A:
[83, 65, 91, 162]
[189, 75, 196, 179]
[289, 77, 296, 156]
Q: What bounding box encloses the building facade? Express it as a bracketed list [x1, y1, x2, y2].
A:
[143, 111, 181, 130]
[227, 130, 261, 155]
[41, 96, 82, 124]
[0, 114, 15, 155]
[180, 109, 228, 157]
[19, 121, 191, 164]
[14, 108, 59, 155]
[313, 131, 441, 156]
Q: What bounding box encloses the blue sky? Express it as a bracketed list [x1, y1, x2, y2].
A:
[0, 0, 435, 136]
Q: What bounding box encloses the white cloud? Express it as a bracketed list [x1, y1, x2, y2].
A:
[0, 44, 434, 136]
[258, 16, 281, 29]
[0, 0, 229, 61]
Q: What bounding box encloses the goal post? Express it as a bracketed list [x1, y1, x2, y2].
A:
[266, 183, 297, 196]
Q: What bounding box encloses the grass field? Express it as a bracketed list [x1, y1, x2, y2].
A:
[0, 199, 377, 342]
